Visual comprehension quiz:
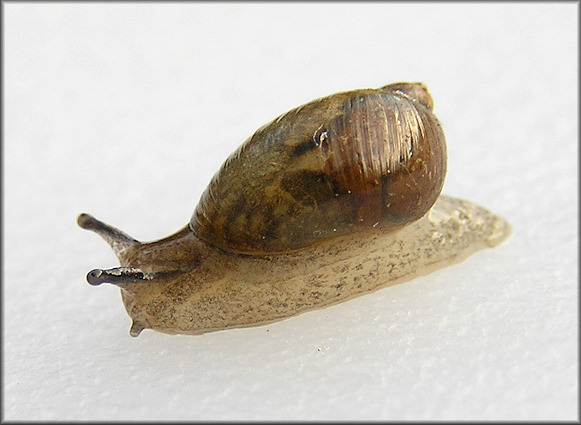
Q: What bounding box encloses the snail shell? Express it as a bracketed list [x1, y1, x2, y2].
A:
[193, 82, 446, 254]
[78, 82, 510, 337]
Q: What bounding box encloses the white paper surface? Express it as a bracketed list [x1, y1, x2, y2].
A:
[4, 3, 577, 420]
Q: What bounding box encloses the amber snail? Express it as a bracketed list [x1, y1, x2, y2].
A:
[78, 82, 510, 337]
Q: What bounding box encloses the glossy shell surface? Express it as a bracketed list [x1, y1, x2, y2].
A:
[191, 83, 447, 254]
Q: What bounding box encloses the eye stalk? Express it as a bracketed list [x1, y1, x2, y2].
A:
[86, 267, 156, 289]
[78, 214, 150, 288]
[77, 213, 139, 256]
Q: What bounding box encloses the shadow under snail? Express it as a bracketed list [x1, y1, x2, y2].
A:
[78, 82, 510, 337]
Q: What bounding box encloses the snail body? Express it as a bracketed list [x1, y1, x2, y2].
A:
[78, 82, 510, 337]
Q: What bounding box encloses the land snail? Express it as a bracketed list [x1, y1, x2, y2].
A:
[78, 82, 510, 337]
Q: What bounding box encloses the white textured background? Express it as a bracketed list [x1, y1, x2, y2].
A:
[4, 3, 578, 421]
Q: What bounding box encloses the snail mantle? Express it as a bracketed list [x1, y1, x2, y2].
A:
[78, 82, 511, 337]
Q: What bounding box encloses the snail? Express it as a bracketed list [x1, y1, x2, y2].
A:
[78, 82, 510, 337]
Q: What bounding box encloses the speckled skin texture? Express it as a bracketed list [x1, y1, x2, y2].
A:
[115, 195, 509, 336]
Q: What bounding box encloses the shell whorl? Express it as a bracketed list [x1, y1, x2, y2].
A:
[191, 82, 447, 255]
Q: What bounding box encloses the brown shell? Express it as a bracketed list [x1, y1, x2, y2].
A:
[190, 82, 447, 255]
